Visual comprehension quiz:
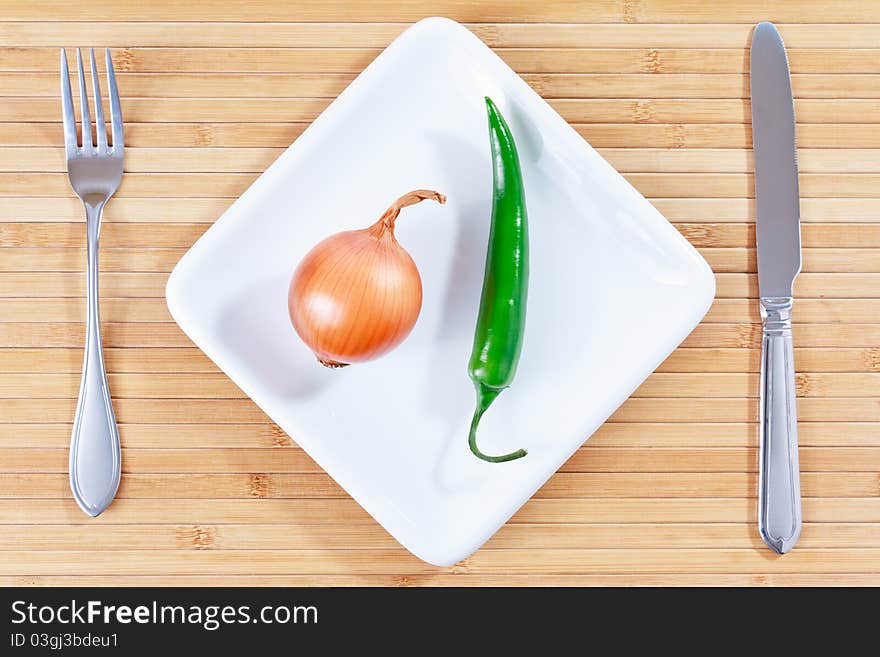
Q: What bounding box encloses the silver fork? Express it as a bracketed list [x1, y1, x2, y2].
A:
[61, 48, 124, 516]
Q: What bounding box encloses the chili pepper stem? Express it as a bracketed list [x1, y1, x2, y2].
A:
[468, 383, 527, 463]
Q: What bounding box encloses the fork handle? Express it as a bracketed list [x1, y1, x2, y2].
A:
[758, 297, 802, 554]
[69, 200, 121, 516]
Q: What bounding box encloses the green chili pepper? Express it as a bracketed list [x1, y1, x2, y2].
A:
[467, 97, 529, 463]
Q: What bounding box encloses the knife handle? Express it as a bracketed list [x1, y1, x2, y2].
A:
[758, 296, 802, 554]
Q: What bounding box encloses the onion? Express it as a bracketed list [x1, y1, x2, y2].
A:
[288, 189, 446, 368]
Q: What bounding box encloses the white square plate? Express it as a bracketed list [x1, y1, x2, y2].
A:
[166, 17, 715, 565]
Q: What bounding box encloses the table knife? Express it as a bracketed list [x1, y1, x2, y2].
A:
[750, 21, 803, 554]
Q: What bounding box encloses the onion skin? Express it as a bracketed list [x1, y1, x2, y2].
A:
[288, 190, 445, 367]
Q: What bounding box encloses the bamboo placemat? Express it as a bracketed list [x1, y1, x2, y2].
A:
[2, 0, 879, 586]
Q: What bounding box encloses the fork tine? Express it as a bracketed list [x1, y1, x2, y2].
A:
[89, 49, 107, 152]
[60, 49, 77, 153]
[105, 49, 123, 151]
[76, 48, 92, 149]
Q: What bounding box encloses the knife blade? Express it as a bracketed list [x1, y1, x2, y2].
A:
[750, 21, 803, 554]
[752, 22, 802, 297]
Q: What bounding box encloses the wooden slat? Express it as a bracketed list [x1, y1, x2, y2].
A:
[628, 1, 880, 23]
[10, 294, 880, 322]
[5, 172, 880, 198]
[0, 149, 283, 175]
[0, 347, 215, 373]
[0, 298, 174, 323]
[678, 224, 880, 248]
[9, 148, 880, 175]
[3, 1, 880, 23]
[2, 71, 356, 98]
[0, 197, 232, 223]
[0, 122, 309, 147]
[0, 272, 168, 297]
[507, 48, 880, 74]
[8, 71, 880, 99]
[0, 522, 879, 552]
[3, 270, 879, 299]
[2, 472, 879, 500]
[657, 347, 880, 373]
[0, 322, 193, 347]
[4, 371, 880, 399]
[635, 373, 880, 398]
[0, 222, 208, 247]
[0, 249, 186, 272]
[3, 98, 880, 124]
[0, 574, 878, 586]
[0, 121, 796, 149]
[4, 197, 880, 225]
[2, 345, 878, 375]
[590, 423, 880, 447]
[682, 323, 880, 348]
[699, 248, 880, 272]
[2, 23, 880, 49]
[2, 322, 879, 350]
[590, 123, 880, 148]
[13, 395, 880, 424]
[0, 344, 877, 376]
[5, 547, 880, 575]
[531, 74, 880, 99]
[3, 221, 878, 250]
[2, 421, 878, 449]
[715, 273, 880, 299]
[3, 122, 880, 149]
[0, 373, 244, 398]
[8, 47, 880, 75]
[2, 497, 879, 525]
[703, 299, 880, 324]
[0, 172, 258, 197]
[608, 149, 880, 174]
[633, 173, 880, 198]
[0, 1, 628, 23]
[2, 444, 880, 473]
[0, 423, 292, 449]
